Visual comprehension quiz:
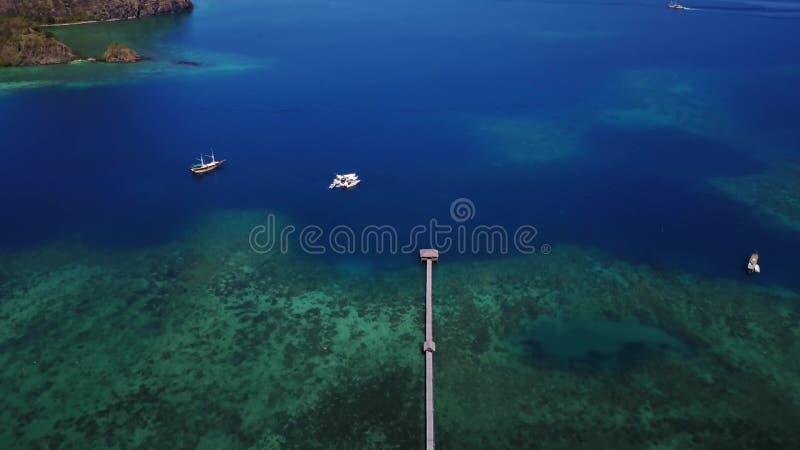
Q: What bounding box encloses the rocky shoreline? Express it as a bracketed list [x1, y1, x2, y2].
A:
[0, 0, 193, 23]
[0, 0, 193, 66]
[0, 17, 73, 66]
[101, 43, 141, 63]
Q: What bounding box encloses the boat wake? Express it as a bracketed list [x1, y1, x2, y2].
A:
[684, 0, 800, 17]
[527, 0, 800, 18]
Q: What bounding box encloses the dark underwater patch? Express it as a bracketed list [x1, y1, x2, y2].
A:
[273, 368, 423, 449]
[519, 316, 693, 372]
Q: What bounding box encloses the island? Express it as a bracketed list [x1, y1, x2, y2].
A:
[0, 17, 73, 66]
[101, 43, 142, 63]
[0, 0, 193, 66]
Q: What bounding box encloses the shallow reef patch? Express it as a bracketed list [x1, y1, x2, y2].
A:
[710, 164, 800, 232]
[1, 211, 799, 448]
[597, 69, 729, 139]
[469, 114, 583, 165]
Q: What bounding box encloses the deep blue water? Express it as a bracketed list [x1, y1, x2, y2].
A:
[1, 0, 799, 286]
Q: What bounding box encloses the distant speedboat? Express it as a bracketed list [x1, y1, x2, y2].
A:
[191, 149, 225, 175]
[668, 2, 688, 9]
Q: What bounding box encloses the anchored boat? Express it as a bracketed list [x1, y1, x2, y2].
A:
[329, 173, 361, 189]
[191, 150, 226, 175]
[746, 251, 761, 275]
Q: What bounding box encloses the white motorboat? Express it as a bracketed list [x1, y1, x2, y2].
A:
[746, 251, 760, 275]
[329, 173, 361, 189]
[343, 178, 361, 189]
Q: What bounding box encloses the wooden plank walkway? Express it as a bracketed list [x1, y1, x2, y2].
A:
[420, 249, 439, 450]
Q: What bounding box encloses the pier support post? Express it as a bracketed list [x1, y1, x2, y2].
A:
[419, 249, 439, 450]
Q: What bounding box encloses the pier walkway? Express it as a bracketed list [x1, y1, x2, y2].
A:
[420, 249, 439, 450]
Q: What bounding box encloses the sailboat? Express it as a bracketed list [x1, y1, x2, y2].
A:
[191, 149, 226, 175]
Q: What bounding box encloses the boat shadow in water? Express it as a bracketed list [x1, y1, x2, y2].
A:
[189, 168, 226, 184]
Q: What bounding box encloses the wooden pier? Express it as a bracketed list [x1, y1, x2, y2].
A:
[420, 249, 439, 450]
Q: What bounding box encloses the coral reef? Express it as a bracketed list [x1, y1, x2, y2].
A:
[472, 115, 582, 165]
[597, 70, 728, 138]
[1, 211, 798, 448]
[433, 247, 800, 449]
[710, 164, 800, 232]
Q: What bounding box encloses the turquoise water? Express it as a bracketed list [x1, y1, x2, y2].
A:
[1, 0, 800, 448]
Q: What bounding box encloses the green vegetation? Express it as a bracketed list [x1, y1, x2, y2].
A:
[0, 0, 193, 66]
[0, 16, 74, 66]
[0, 0, 193, 24]
[100, 42, 142, 63]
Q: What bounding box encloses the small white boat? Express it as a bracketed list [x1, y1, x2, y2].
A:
[329, 173, 361, 189]
[746, 251, 760, 275]
[668, 2, 688, 10]
[344, 178, 361, 189]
